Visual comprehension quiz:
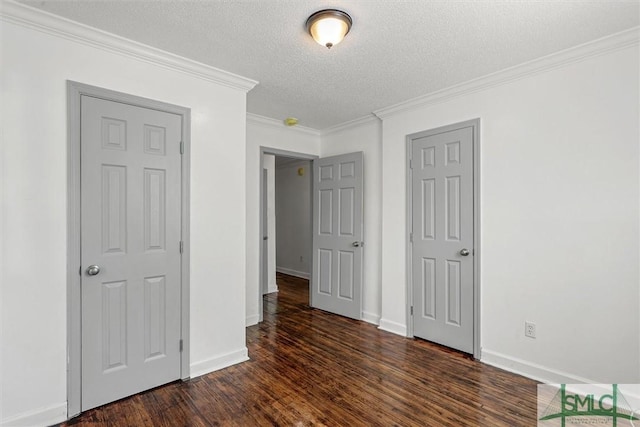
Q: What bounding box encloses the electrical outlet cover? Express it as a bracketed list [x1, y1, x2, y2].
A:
[525, 321, 536, 338]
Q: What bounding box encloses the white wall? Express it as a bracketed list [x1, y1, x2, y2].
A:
[321, 119, 383, 324]
[1, 13, 253, 425]
[377, 44, 639, 383]
[275, 159, 312, 279]
[246, 115, 321, 325]
[263, 154, 277, 293]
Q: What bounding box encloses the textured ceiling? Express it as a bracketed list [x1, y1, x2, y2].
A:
[18, 0, 640, 129]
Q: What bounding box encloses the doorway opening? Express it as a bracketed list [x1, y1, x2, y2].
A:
[259, 148, 317, 322]
[258, 148, 365, 323]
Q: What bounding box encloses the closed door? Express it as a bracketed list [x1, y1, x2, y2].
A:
[262, 168, 268, 294]
[81, 96, 183, 410]
[411, 125, 474, 353]
[311, 152, 363, 320]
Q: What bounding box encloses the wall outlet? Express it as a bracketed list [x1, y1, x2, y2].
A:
[525, 321, 536, 338]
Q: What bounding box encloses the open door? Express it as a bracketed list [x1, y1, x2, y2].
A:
[311, 152, 363, 320]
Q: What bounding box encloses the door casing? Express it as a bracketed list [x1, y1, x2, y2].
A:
[405, 119, 481, 359]
[67, 81, 191, 417]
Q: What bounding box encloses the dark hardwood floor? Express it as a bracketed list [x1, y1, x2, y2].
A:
[60, 273, 538, 426]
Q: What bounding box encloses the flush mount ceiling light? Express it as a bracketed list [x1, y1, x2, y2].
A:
[306, 9, 352, 49]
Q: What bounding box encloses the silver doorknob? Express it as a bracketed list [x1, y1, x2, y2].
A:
[86, 265, 101, 276]
[352, 241, 362, 247]
[459, 249, 470, 256]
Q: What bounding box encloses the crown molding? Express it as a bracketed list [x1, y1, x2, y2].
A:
[247, 112, 380, 138]
[321, 114, 380, 136]
[374, 26, 640, 120]
[0, 0, 258, 92]
[247, 113, 321, 137]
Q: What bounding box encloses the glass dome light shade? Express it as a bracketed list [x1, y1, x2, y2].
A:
[306, 10, 352, 49]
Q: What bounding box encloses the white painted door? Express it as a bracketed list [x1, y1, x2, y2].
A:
[81, 96, 182, 410]
[311, 152, 363, 320]
[411, 125, 474, 353]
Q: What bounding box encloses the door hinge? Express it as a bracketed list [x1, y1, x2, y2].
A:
[179, 241, 184, 254]
[179, 339, 183, 352]
[409, 159, 413, 169]
[180, 141, 184, 155]
[409, 233, 413, 243]
[79, 266, 82, 276]
[410, 306, 414, 315]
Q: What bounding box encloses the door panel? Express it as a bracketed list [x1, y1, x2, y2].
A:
[312, 152, 363, 320]
[81, 95, 182, 410]
[411, 126, 474, 353]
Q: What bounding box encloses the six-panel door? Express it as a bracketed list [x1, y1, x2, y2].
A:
[411, 126, 474, 354]
[81, 96, 182, 410]
[312, 152, 364, 320]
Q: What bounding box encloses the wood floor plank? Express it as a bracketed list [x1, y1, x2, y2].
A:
[58, 273, 538, 426]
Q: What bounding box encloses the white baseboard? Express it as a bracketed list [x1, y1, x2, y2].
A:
[481, 349, 599, 385]
[262, 276, 277, 294]
[1, 349, 250, 427]
[1, 402, 66, 427]
[246, 313, 260, 326]
[190, 347, 249, 378]
[266, 283, 279, 294]
[362, 311, 381, 325]
[276, 266, 310, 280]
[481, 350, 640, 401]
[378, 318, 407, 336]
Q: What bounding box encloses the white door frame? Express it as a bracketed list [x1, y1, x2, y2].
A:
[258, 147, 317, 322]
[67, 81, 191, 417]
[405, 119, 481, 359]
